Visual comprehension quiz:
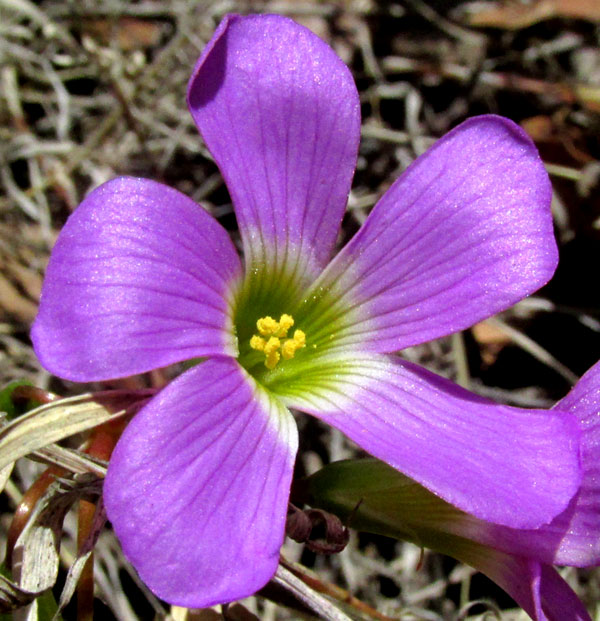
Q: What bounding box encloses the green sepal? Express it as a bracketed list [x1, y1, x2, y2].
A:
[301, 460, 585, 619]
[0, 380, 37, 420]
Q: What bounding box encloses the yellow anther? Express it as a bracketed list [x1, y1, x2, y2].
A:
[256, 316, 280, 337]
[281, 329, 306, 360]
[263, 336, 281, 354]
[263, 337, 281, 369]
[265, 349, 280, 370]
[293, 329, 306, 347]
[281, 340, 298, 360]
[251, 315, 305, 368]
[276, 314, 294, 337]
[249, 335, 267, 352]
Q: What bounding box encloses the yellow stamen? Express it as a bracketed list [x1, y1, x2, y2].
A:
[249, 315, 306, 368]
[263, 336, 281, 354]
[249, 335, 266, 351]
[256, 316, 279, 337]
[265, 349, 280, 370]
[292, 329, 305, 347]
[263, 337, 281, 369]
[276, 314, 294, 337]
[281, 329, 306, 360]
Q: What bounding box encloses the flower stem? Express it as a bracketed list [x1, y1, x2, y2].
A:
[279, 556, 397, 621]
[77, 421, 123, 621]
[77, 498, 95, 621]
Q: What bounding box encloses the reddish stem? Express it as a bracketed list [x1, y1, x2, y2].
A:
[76, 421, 123, 621]
[5, 465, 65, 569]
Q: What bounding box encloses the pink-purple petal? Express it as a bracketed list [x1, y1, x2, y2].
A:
[32, 177, 241, 381]
[549, 360, 600, 564]
[187, 14, 360, 285]
[277, 355, 581, 529]
[463, 360, 600, 566]
[458, 547, 591, 621]
[533, 564, 592, 621]
[103, 357, 298, 607]
[308, 115, 557, 353]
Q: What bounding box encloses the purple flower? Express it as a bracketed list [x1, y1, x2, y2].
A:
[460, 359, 600, 620]
[306, 360, 600, 621]
[32, 14, 581, 607]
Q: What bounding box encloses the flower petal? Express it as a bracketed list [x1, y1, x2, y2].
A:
[469, 360, 600, 566]
[103, 358, 298, 607]
[533, 564, 591, 621]
[306, 357, 600, 567]
[187, 14, 360, 286]
[275, 355, 580, 528]
[32, 177, 241, 381]
[303, 115, 557, 353]
[548, 359, 600, 564]
[465, 554, 591, 621]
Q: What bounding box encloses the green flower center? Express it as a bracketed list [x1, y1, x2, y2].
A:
[232, 264, 328, 384]
[231, 259, 364, 394]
